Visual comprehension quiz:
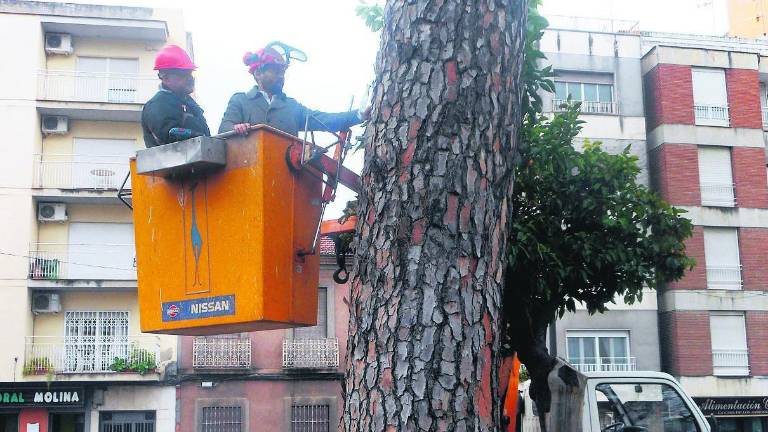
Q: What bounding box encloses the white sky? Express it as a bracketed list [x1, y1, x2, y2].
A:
[48, 0, 730, 217]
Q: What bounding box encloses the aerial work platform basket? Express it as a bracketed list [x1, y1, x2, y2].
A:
[130, 126, 322, 335]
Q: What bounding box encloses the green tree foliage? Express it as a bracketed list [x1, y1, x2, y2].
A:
[355, 1, 384, 32]
[509, 106, 694, 323]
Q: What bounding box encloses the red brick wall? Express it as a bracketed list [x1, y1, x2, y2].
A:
[659, 311, 713, 376]
[649, 144, 701, 206]
[645, 64, 695, 130]
[747, 312, 768, 376]
[668, 226, 707, 290]
[739, 228, 768, 290]
[726, 69, 763, 129]
[732, 147, 768, 209]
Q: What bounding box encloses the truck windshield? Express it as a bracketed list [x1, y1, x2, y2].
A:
[595, 383, 700, 432]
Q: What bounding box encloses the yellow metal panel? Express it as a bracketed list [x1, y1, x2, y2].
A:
[132, 127, 321, 335]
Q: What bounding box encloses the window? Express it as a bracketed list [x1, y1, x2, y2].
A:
[703, 227, 742, 290]
[692, 68, 729, 126]
[295, 287, 328, 339]
[200, 406, 242, 432]
[761, 84, 768, 130]
[283, 288, 339, 368]
[566, 331, 633, 373]
[100, 411, 155, 432]
[595, 382, 699, 432]
[76, 57, 139, 103]
[554, 81, 615, 114]
[698, 147, 735, 207]
[71, 138, 136, 190]
[64, 311, 129, 373]
[710, 313, 749, 376]
[291, 404, 330, 432]
[67, 222, 136, 280]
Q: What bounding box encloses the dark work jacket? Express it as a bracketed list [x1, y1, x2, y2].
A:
[218, 86, 361, 135]
[142, 89, 210, 148]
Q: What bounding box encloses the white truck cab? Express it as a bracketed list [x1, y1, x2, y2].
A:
[519, 371, 714, 432]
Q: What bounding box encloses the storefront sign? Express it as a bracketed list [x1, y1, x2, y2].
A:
[694, 397, 768, 417]
[0, 388, 83, 408]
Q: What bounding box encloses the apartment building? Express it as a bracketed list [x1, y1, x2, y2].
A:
[641, 33, 768, 429]
[0, 1, 190, 430]
[539, 16, 662, 374]
[728, 0, 768, 38]
[175, 239, 348, 431]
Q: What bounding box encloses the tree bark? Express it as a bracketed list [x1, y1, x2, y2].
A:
[344, 1, 527, 430]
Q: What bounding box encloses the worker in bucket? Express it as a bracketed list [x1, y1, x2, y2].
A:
[219, 46, 370, 136]
[142, 45, 210, 148]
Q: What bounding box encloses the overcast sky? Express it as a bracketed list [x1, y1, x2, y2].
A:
[50, 0, 730, 217]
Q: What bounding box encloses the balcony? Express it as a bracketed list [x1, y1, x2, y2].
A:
[706, 265, 743, 290]
[24, 335, 159, 376]
[700, 182, 736, 207]
[193, 337, 252, 370]
[762, 108, 768, 130]
[33, 155, 131, 191]
[712, 349, 749, 376]
[38, 70, 157, 105]
[694, 104, 730, 127]
[29, 243, 136, 281]
[568, 357, 637, 373]
[282, 338, 339, 369]
[553, 99, 617, 115]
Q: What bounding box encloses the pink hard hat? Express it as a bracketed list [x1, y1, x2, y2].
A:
[243, 47, 287, 74]
[154, 45, 196, 71]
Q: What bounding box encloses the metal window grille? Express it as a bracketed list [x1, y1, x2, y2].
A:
[100, 411, 155, 432]
[64, 311, 129, 372]
[201, 406, 242, 432]
[193, 335, 251, 369]
[291, 404, 330, 432]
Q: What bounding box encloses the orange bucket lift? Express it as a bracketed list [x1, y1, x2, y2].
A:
[126, 125, 360, 335]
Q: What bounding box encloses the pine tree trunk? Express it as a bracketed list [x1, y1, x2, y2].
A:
[344, 1, 527, 430]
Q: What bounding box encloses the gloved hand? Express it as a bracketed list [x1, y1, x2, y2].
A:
[169, 127, 193, 141]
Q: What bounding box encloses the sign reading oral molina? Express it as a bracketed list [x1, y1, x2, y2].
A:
[162, 295, 236, 322]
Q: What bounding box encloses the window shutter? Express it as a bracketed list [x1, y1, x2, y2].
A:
[295, 288, 327, 339]
[704, 228, 740, 267]
[710, 314, 747, 350]
[698, 147, 733, 186]
[692, 68, 728, 106]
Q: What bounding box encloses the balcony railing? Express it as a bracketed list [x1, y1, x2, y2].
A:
[29, 243, 136, 280]
[193, 337, 252, 369]
[33, 154, 132, 190]
[553, 99, 617, 114]
[694, 104, 730, 127]
[700, 182, 736, 207]
[706, 265, 743, 290]
[568, 357, 637, 373]
[282, 338, 339, 369]
[24, 335, 159, 375]
[38, 70, 158, 104]
[712, 349, 749, 376]
[762, 108, 768, 130]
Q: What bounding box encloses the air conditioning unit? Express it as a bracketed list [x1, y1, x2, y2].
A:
[41, 115, 68, 135]
[44, 33, 73, 55]
[32, 293, 61, 314]
[38, 203, 67, 222]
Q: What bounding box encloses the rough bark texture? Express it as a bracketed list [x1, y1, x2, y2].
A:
[344, 1, 527, 431]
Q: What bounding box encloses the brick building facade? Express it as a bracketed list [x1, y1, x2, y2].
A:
[642, 35, 768, 429]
